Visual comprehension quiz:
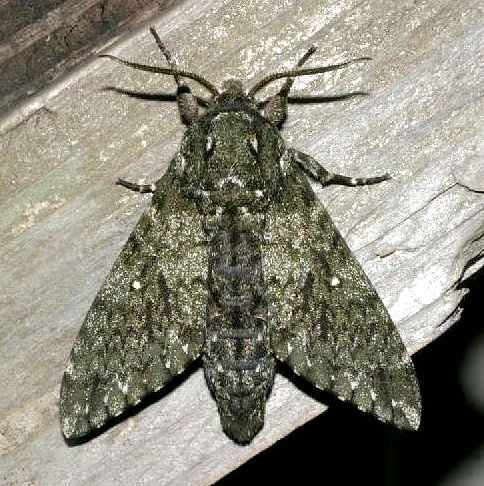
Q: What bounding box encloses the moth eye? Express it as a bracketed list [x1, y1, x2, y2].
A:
[248, 134, 258, 156]
[206, 135, 214, 156]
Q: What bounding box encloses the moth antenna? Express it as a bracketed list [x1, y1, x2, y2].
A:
[256, 45, 316, 110]
[149, 27, 183, 87]
[99, 54, 219, 96]
[248, 57, 371, 97]
[287, 92, 368, 104]
[278, 45, 317, 97]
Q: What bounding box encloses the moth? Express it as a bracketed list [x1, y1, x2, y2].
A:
[60, 28, 421, 444]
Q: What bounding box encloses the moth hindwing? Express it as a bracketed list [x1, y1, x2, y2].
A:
[60, 29, 421, 444]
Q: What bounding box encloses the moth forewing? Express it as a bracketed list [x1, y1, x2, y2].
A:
[60, 167, 208, 439]
[263, 160, 421, 430]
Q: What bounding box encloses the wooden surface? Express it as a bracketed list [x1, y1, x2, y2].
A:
[0, 0, 183, 115]
[0, 0, 483, 484]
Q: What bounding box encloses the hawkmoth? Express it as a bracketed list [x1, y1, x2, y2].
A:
[60, 28, 421, 444]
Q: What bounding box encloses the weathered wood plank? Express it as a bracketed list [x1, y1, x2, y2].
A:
[0, 0, 184, 114]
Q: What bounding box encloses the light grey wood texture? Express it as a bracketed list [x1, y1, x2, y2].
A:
[0, 0, 482, 484]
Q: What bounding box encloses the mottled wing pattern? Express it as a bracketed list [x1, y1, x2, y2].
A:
[263, 152, 421, 430]
[60, 165, 208, 439]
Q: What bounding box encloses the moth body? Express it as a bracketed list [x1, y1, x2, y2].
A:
[178, 87, 281, 442]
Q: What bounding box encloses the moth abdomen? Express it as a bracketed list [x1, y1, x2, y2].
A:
[203, 351, 275, 444]
[203, 209, 275, 443]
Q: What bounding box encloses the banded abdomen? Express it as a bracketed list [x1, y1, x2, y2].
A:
[203, 208, 275, 443]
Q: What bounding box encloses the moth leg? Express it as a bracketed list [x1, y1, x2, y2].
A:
[290, 148, 390, 186]
[149, 27, 200, 125]
[263, 46, 316, 127]
[116, 178, 156, 193]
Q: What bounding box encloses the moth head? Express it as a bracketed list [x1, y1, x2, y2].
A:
[213, 79, 258, 114]
[221, 79, 244, 94]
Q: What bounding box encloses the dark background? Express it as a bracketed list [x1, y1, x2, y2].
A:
[216, 270, 484, 486]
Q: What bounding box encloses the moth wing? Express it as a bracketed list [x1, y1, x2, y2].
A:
[264, 154, 421, 430]
[60, 165, 208, 439]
